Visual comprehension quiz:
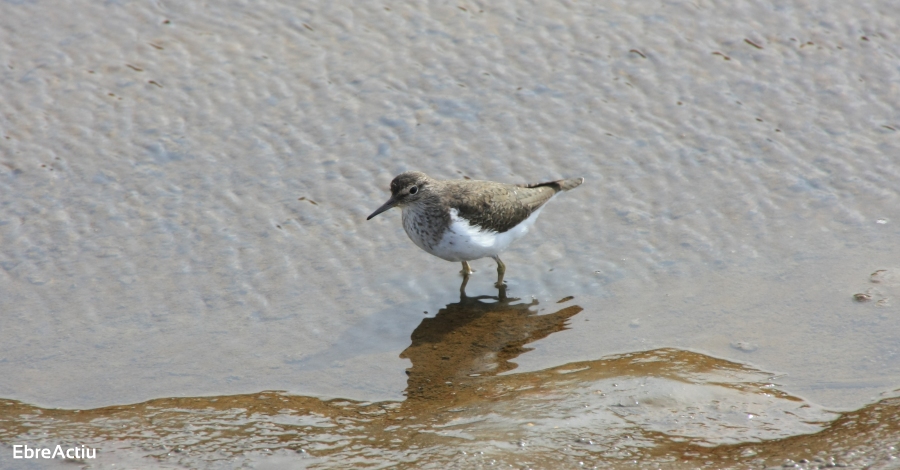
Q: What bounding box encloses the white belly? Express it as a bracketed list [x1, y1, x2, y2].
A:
[425, 207, 545, 262]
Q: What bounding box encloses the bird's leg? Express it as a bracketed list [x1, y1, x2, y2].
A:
[492, 255, 506, 287]
[459, 273, 469, 297]
[460, 260, 474, 276]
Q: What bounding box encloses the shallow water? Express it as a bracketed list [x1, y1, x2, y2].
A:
[0, 292, 898, 468]
[1, 0, 900, 467]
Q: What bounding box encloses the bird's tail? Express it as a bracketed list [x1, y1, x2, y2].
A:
[520, 177, 584, 193]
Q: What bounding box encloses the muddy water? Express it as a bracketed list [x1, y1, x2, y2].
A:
[0, 291, 896, 468]
[2, 0, 900, 468]
[0, 292, 881, 468]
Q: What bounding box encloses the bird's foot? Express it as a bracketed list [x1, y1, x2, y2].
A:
[460, 261, 474, 276]
[459, 275, 470, 296]
[492, 256, 506, 288]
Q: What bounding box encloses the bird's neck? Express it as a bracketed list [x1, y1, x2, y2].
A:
[401, 196, 451, 249]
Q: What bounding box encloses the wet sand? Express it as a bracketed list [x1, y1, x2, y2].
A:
[2, 0, 900, 467]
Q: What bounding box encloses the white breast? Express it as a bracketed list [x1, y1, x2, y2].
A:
[426, 207, 545, 262]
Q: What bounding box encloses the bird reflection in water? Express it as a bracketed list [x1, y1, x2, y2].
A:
[401, 280, 582, 401]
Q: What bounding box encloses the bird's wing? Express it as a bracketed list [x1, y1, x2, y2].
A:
[519, 177, 584, 192]
[448, 181, 565, 233]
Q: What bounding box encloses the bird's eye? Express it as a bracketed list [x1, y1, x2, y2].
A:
[409, 185, 418, 195]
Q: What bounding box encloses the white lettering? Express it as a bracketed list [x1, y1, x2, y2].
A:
[10, 444, 98, 459]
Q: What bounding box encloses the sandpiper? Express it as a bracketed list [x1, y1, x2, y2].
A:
[367, 171, 584, 286]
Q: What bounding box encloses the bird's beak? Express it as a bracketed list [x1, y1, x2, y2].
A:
[367, 195, 400, 220]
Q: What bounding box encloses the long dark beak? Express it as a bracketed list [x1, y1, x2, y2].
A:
[367, 195, 400, 220]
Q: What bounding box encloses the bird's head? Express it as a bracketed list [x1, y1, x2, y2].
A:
[367, 171, 432, 220]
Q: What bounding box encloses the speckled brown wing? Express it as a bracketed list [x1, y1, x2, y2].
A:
[447, 177, 583, 233]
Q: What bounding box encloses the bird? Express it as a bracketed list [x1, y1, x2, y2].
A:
[367, 171, 584, 286]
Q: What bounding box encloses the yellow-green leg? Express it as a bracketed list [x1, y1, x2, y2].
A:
[460, 260, 474, 276]
[492, 255, 506, 287]
[459, 273, 470, 296]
